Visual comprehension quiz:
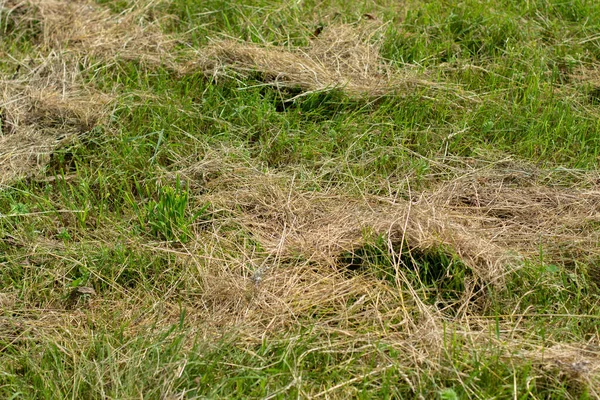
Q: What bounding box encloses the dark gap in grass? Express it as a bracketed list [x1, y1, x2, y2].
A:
[266, 87, 360, 118]
[46, 148, 77, 175]
[588, 86, 600, 105]
[339, 235, 473, 312]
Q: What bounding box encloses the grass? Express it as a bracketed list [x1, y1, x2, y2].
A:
[1, 0, 600, 398]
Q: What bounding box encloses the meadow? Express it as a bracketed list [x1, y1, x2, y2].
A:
[1, 0, 600, 398]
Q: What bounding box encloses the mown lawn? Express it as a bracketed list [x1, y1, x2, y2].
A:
[1, 0, 600, 398]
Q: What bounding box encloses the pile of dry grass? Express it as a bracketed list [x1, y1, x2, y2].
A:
[159, 157, 600, 378]
[0, 54, 110, 183]
[1, 0, 177, 65]
[0, 0, 177, 184]
[171, 159, 600, 385]
[192, 23, 439, 97]
[522, 343, 600, 397]
[199, 162, 600, 288]
[428, 169, 600, 267]
[167, 160, 600, 391]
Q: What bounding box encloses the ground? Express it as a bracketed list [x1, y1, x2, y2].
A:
[1, 0, 600, 398]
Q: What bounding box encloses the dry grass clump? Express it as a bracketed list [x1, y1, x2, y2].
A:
[191, 246, 411, 335]
[115, 233, 600, 394]
[184, 164, 600, 390]
[202, 163, 599, 287]
[0, 54, 110, 183]
[193, 23, 437, 97]
[427, 169, 600, 268]
[1, 0, 177, 65]
[523, 343, 600, 397]
[572, 63, 600, 86]
[206, 171, 506, 284]
[1, 0, 173, 183]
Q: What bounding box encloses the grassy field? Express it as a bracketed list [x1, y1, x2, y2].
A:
[1, 0, 600, 398]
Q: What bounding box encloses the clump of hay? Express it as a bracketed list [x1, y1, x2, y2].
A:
[169, 160, 600, 392]
[192, 23, 438, 97]
[1, 0, 177, 66]
[201, 163, 600, 287]
[0, 0, 177, 183]
[522, 343, 600, 397]
[184, 243, 409, 335]
[0, 55, 110, 184]
[207, 174, 507, 285]
[427, 169, 600, 268]
[571, 64, 600, 86]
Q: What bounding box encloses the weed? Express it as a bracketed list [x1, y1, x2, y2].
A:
[125, 176, 209, 243]
[147, 180, 206, 242]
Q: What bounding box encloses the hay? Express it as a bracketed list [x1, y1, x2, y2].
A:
[0, 54, 110, 183]
[1, 1, 449, 96]
[522, 343, 600, 396]
[202, 163, 600, 286]
[1, 0, 177, 65]
[193, 23, 438, 97]
[207, 175, 506, 284]
[427, 170, 600, 267]
[190, 251, 407, 334]
[0, 0, 173, 184]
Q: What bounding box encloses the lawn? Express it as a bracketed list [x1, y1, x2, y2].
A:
[1, 0, 600, 398]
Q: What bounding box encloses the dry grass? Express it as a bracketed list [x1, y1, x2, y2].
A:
[0, 1, 446, 181]
[0, 0, 179, 184]
[2, 0, 177, 65]
[192, 23, 442, 97]
[199, 161, 599, 287]
[3, 158, 599, 393]
[0, 53, 110, 183]
[429, 170, 600, 267]
[523, 343, 600, 397]
[176, 160, 600, 392]
[0, 0, 177, 183]
[144, 156, 599, 391]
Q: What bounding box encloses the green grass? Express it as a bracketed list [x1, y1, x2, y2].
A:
[2, 0, 600, 398]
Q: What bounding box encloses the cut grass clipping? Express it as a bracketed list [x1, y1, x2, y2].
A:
[1, 0, 600, 398]
[2, 0, 176, 64]
[192, 23, 445, 97]
[206, 162, 600, 285]
[0, 54, 110, 183]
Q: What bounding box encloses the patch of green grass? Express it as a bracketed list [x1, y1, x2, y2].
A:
[1, 323, 589, 399]
[496, 259, 600, 342]
[126, 176, 209, 242]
